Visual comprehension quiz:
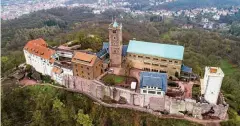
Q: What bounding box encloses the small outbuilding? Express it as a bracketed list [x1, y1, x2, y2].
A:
[140, 71, 167, 96]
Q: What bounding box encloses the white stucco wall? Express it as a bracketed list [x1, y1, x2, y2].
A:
[140, 86, 165, 97]
[51, 67, 73, 85]
[204, 76, 223, 104]
[203, 67, 224, 104]
[24, 49, 53, 76]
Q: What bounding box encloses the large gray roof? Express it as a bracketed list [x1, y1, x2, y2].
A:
[140, 72, 167, 92]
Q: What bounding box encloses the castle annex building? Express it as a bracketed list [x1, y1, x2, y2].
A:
[126, 40, 184, 78]
[72, 51, 103, 80]
[201, 67, 224, 104]
[23, 38, 56, 76]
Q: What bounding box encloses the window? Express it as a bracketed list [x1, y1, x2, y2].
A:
[148, 91, 156, 94]
[133, 55, 136, 57]
[144, 62, 150, 65]
[143, 90, 147, 93]
[173, 67, 176, 69]
[159, 70, 166, 73]
[129, 54, 132, 57]
[175, 61, 178, 64]
[169, 60, 172, 63]
[87, 67, 89, 70]
[113, 30, 116, 33]
[81, 66, 83, 68]
[161, 59, 167, 62]
[88, 73, 90, 75]
[146, 57, 150, 59]
[138, 56, 143, 58]
[160, 65, 167, 68]
[113, 37, 116, 40]
[152, 63, 159, 66]
[144, 68, 150, 71]
[153, 58, 158, 60]
[82, 71, 84, 73]
[157, 92, 161, 95]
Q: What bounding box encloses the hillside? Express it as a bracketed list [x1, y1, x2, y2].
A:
[1, 84, 201, 126]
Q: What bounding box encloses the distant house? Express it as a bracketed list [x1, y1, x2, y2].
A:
[140, 72, 168, 96]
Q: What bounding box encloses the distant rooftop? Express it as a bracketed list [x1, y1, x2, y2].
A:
[127, 40, 184, 60]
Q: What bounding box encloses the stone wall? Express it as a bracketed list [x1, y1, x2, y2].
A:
[62, 75, 228, 120]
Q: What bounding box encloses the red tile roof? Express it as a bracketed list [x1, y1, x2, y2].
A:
[24, 38, 55, 62]
[72, 51, 97, 66]
[28, 38, 47, 47]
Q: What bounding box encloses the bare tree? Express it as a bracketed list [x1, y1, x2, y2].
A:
[123, 60, 133, 84]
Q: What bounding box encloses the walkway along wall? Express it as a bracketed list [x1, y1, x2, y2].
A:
[62, 75, 228, 120]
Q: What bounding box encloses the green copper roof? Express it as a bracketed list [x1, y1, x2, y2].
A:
[127, 40, 184, 60]
[113, 21, 118, 27]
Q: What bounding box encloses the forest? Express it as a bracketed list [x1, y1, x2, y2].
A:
[1, 84, 201, 126]
[1, 7, 240, 125]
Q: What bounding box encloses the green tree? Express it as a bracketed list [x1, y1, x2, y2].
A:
[76, 109, 92, 126]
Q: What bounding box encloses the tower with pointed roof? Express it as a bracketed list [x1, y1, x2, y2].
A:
[109, 20, 123, 67]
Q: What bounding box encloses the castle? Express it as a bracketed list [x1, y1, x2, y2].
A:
[23, 21, 226, 109]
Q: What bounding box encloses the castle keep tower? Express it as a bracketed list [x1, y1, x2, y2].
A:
[109, 21, 123, 67]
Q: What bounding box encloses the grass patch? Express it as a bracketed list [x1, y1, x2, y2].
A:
[192, 85, 200, 100]
[102, 74, 126, 85]
[220, 59, 238, 76]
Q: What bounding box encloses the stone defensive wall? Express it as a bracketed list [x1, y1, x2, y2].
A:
[62, 75, 228, 120]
